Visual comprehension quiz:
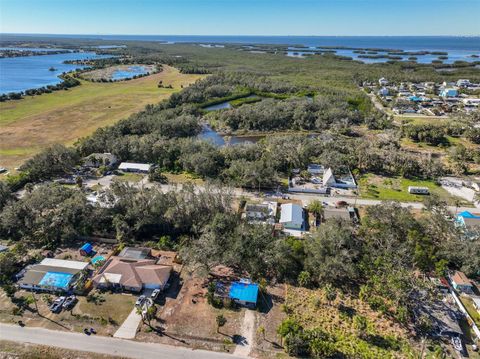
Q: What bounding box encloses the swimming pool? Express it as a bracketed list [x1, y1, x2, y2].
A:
[91, 256, 106, 265]
[39, 271, 74, 289]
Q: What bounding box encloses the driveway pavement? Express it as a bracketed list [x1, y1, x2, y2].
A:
[0, 323, 240, 359]
[113, 306, 143, 339]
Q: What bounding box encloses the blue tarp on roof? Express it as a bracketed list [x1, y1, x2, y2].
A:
[458, 211, 480, 219]
[80, 243, 93, 254]
[39, 271, 73, 289]
[229, 281, 259, 304]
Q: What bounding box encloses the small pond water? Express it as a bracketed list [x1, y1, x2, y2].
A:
[110, 65, 150, 80]
[203, 101, 232, 111]
[198, 125, 263, 146]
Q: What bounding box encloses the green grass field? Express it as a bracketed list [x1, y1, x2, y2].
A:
[359, 173, 470, 205]
[0, 65, 204, 169]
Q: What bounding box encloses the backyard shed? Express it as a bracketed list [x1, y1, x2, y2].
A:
[79, 243, 94, 256]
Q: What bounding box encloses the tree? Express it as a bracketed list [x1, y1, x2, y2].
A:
[307, 200, 323, 222]
[304, 220, 360, 286]
[216, 314, 227, 333]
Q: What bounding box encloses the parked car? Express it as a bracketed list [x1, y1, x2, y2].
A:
[151, 289, 161, 300]
[311, 177, 322, 184]
[50, 296, 66, 313]
[63, 295, 77, 310]
[135, 295, 146, 307]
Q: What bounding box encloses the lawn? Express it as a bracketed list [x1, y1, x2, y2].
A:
[0, 65, 204, 169]
[113, 173, 145, 183]
[359, 174, 471, 205]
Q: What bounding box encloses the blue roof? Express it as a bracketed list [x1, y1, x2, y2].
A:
[458, 211, 480, 219]
[229, 281, 259, 304]
[80, 243, 93, 253]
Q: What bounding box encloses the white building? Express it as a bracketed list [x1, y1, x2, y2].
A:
[118, 162, 151, 173]
[279, 203, 304, 230]
[323, 168, 337, 187]
[378, 77, 389, 86]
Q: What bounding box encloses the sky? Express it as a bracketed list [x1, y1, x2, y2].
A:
[1, 0, 479, 36]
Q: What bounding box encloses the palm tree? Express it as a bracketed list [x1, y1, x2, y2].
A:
[307, 200, 324, 224]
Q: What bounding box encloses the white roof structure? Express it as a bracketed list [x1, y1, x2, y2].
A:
[279, 203, 303, 224]
[40, 258, 88, 271]
[323, 168, 336, 186]
[118, 162, 151, 172]
[99, 273, 122, 284]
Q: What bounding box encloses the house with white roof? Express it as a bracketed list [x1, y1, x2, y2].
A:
[279, 203, 304, 230]
[118, 162, 151, 173]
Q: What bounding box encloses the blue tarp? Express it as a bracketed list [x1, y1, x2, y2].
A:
[80, 243, 93, 254]
[229, 281, 259, 304]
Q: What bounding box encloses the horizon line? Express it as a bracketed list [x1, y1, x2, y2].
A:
[1, 32, 480, 38]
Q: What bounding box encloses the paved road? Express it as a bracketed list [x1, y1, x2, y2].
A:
[0, 323, 241, 359]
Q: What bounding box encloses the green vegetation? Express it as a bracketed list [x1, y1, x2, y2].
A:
[358, 174, 468, 204]
[0, 65, 204, 169]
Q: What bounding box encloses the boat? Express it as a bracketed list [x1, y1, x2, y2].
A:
[48, 66, 57, 71]
[451, 336, 463, 352]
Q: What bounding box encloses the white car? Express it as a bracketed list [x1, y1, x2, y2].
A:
[151, 289, 161, 300]
[135, 295, 146, 307]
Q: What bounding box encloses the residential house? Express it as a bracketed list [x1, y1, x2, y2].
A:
[215, 279, 259, 309]
[408, 186, 430, 195]
[18, 258, 89, 293]
[118, 162, 151, 173]
[323, 207, 357, 223]
[440, 88, 458, 98]
[83, 153, 118, 168]
[378, 77, 389, 86]
[279, 203, 304, 230]
[451, 271, 474, 294]
[92, 256, 172, 292]
[456, 79, 471, 87]
[244, 202, 277, 224]
[378, 87, 389, 96]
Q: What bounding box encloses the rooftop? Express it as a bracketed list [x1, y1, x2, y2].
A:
[451, 271, 472, 286]
[279, 203, 303, 224]
[229, 281, 259, 304]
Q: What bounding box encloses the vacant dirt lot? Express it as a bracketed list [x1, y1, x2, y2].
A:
[136, 270, 245, 353]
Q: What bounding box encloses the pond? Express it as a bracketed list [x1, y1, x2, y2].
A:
[0, 49, 111, 94]
[110, 65, 150, 80]
[203, 101, 232, 111]
[198, 125, 263, 146]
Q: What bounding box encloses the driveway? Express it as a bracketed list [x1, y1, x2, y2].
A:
[0, 323, 241, 359]
[113, 306, 143, 339]
[233, 310, 256, 357]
